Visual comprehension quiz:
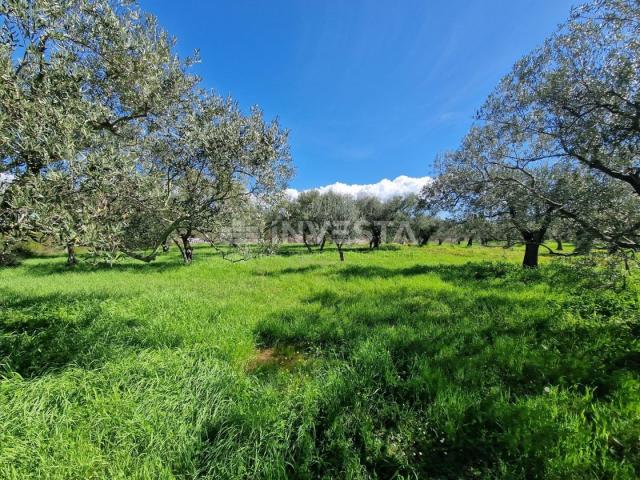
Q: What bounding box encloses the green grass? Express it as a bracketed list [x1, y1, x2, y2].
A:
[0, 244, 638, 479]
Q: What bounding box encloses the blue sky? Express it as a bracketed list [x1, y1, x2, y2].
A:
[140, 0, 576, 191]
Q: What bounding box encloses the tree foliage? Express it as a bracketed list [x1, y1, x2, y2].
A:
[0, 0, 292, 265]
[476, 0, 640, 250]
[423, 0, 640, 266]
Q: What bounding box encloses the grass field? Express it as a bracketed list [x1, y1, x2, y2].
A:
[0, 244, 638, 479]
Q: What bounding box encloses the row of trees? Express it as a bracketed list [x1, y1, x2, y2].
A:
[274, 192, 430, 261]
[271, 191, 589, 262]
[0, 0, 292, 266]
[422, 0, 640, 267]
[1, 0, 636, 269]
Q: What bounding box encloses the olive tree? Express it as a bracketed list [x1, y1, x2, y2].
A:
[311, 192, 360, 261]
[10, 145, 164, 265]
[433, 219, 456, 245]
[425, 0, 640, 265]
[142, 93, 292, 264]
[410, 216, 439, 246]
[383, 194, 428, 245]
[0, 0, 197, 261]
[355, 196, 398, 249]
[477, 0, 640, 250]
[422, 126, 579, 267]
[289, 190, 326, 252]
[0, 0, 294, 266]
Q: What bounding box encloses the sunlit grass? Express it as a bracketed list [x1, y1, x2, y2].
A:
[0, 244, 637, 478]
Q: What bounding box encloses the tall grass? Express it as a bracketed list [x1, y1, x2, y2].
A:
[0, 244, 638, 478]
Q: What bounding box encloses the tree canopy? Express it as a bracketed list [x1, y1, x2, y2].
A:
[422, 0, 640, 267]
[0, 0, 292, 265]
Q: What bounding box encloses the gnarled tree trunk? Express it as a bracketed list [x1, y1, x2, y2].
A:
[370, 230, 381, 249]
[302, 231, 312, 253]
[174, 232, 193, 265]
[66, 242, 77, 266]
[521, 229, 546, 268]
[181, 235, 193, 264]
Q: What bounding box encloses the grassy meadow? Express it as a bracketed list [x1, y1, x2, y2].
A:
[0, 244, 638, 479]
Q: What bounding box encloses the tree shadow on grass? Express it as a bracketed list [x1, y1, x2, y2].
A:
[274, 244, 317, 257]
[255, 259, 515, 283]
[274, 244, 401, 258]
[19, 243, 227, 276]
[254, 264, 325, 277]
[252, 274, 639, 478]
[0, 289, 182, 378]
[21, 257, 187, 276]
[256, 286, 560, 390]
[259, 275, 636, 396]
[347, 244, 402, 253]
[331, 261, 586, 291]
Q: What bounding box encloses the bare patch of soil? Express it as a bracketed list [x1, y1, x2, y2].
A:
[246, 346, 305, 373]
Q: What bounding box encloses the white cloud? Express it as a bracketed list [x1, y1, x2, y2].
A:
[285, 188, 301, 199]
[286, 175, 432, 201]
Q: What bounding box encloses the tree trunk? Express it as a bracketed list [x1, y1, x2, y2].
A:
[181, 235, 193, 264]
[466, 237, 473, 247]
[522, 242, 540, 268]
[555, 238, 563, 251]
[521, 229, 545, 268]
[302, 232, 312, 253]
[338, 247, 344, 262]
[438, 239, 443, 245]
[319, 236, 326, 251]
[66, 243, 77, 266]
[371, 233, 381, 249]
[162, 240, 170, 253]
